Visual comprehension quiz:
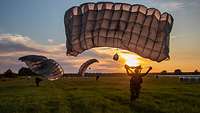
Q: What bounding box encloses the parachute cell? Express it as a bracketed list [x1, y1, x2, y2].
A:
[79, 59, 99, 76]
[64, 2, 174, 62]
[19, 55, 64, 81]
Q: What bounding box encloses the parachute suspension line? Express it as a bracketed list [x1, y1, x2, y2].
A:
[134, 6, 148, 52]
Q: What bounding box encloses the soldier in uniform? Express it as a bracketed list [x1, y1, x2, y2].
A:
[125, 64, 152, 103]
[35, 77, 43, 87]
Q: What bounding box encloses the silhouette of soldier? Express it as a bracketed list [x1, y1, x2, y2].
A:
[96, 74, 100, 81]
[124, 64, 152, 103]
[35, 77, 43, 87]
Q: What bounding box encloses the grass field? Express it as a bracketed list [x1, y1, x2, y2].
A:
[0, 76, 200, 113]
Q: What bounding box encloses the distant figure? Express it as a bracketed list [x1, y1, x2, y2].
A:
[35, 77, 43, 87]
[124, 65, 152, 103]
[156, 75, 159, 79]
[96, 73, 100, 81]
[27, 76, 31, 80]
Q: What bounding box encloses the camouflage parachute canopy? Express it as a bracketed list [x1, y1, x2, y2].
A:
[79, 59, 99, 77]
[19, 55, 64, 81]
[19, 55, 47, 62]
[64, 2, 173, 62]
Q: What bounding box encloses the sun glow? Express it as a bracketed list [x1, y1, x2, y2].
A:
[125, 58, 140, 67]
[119, 52, 140, 67]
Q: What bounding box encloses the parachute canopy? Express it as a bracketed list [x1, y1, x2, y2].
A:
[19, 55, 47, 62]
[64, 2, 174, 62]
[19, 55, 64, 81]
[79, 59, 99, 76]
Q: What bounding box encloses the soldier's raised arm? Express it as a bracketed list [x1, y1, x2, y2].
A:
[124, 64, 134, 76]
[141, 66, 152, 77]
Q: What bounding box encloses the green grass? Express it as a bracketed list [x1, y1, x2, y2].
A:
[0, 76, 200, 113]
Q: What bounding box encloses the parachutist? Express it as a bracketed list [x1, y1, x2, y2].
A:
[35, 77, 43, 87]
[96, 73, 101, 81]
[124, 65, 152, 103]
[96, 75, 100, 81]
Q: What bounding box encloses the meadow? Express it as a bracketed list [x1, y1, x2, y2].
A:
[0, 76, 200, 113]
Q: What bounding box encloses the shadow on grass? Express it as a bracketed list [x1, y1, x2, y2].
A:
[130, 102, 165, 113]
[68, 97, 93, 113]
[45, 100, 60, 113]
[66, 94, 127, 113]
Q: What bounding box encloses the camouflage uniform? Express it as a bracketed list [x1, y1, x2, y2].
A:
[130, 75, 143, 102]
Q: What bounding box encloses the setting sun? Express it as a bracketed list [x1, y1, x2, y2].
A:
[125, 58, 139, 67]
[119, 53, 140, 67]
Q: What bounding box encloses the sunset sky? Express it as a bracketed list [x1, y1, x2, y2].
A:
[0, 0, 199, 73]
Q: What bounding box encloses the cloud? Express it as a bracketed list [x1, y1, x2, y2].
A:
[48, 39, 54, 44]
[0, 34, 124, 73]
[184, 0, 200, 9]
[0, 34, 43, 53]
[0, 34, 69, 73]
[0, 34, 50, 53]
[160, 1, 184, 10]
[146, 0, 185, 11]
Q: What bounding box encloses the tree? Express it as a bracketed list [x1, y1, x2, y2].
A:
[18, 67, 35, 76]
[160, 70, 167, 75]
[194, 69, 199, 74]
[3, 69, 17, 78]
[4, 69, 13, 75]
[174, 69, 182, 75]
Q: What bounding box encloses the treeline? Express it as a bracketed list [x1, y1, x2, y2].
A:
[159, 69, 200, 75]
[0, 68, 199, 78]
[0, 67, 40, 78]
